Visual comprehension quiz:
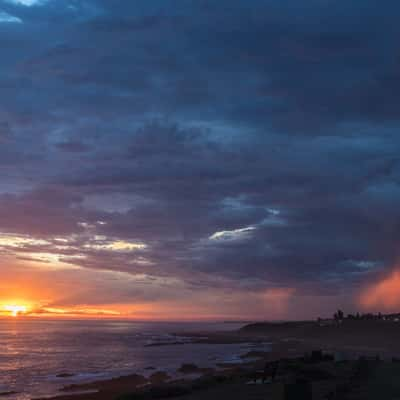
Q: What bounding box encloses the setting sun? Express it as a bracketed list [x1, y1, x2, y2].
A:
[2, 305, 28, 317]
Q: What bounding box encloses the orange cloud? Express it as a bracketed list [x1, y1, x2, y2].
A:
[360, 270, 400, 311]
[262, 287, 295, 315]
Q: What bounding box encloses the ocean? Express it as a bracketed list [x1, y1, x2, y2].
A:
[0, 319, 264, 400]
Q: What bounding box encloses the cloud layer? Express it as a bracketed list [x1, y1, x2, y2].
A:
[0, 0, 399, 319]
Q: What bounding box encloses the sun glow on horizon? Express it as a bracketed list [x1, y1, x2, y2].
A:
[2, 304, 29, 317]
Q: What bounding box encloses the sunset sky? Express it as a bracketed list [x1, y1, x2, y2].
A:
[1, 0, 400, 320]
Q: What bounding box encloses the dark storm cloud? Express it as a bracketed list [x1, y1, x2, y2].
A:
[56, 139, 91, 152]
[0, 0, 400, 313]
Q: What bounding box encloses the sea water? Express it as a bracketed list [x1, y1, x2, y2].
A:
[0, 319, 263, 400]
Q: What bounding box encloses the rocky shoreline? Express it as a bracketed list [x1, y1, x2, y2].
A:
[32, 319, 400, 400]
[31, 337, 306, 400]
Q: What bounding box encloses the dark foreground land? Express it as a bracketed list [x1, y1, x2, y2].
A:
[35, 319, 400, 400]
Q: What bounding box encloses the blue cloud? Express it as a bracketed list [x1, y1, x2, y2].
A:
[0, 0, 399, 315]
[0, 10, 21, 22]
[5, 0, 47, 6]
